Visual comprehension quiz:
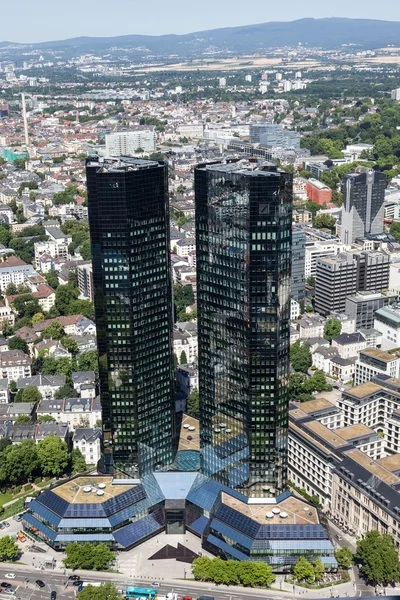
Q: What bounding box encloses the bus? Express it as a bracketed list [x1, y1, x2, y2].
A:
[125, 587, 157, 599]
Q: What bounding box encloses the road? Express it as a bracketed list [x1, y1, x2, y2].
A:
[0, 564, 290, 600]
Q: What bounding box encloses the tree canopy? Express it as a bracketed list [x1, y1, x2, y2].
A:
[356, 530, 400, 586]
[15, 385, 42, 404]
[63, 542, 115, 571]
[36, 435, 69, 476]
[77, 583, 120, 600]
[0, 535, 19, 561]
[324, 317, 342, 342]
[192, 556, 275, 587]
[290, 340, 312, 373]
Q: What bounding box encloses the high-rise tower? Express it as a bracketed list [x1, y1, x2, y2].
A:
[341, 167, 386, 244]
[195, 159, 292, 499]
[86, 156, 175, 476]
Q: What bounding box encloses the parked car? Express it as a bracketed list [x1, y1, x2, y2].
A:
[68, 576, 80, 581]
[4, 576, 15, 581]
[35, 581, 45, 589]
[50, 592, 56, 600]
[3, 522, 10, 528]
[12, 516, 22, 522]
[336, 535, 343, 541]
[72, 581, 81, 587]
[1, 584, 11, 589]
[3, 589, 15, 595]
[152, 582, 160, 587]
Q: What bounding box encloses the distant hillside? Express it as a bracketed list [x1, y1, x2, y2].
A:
[2, 18, 400, 56]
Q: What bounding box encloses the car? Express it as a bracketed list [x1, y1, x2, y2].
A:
[35, 581, 45, 589]
[3, 590, 15, 596]
[197, 597, 215, 600]
[68, 576, 80, 581]
[3, 522, 9, 527]
[12, 516, 22, 522]
[336, 535, 343, 541]
[72, 581, 81, 587]
[0, 524, 4, 530]
[4, 576, 15, 581]
[50, 592, 56, 600]
[1, 584, 11, 589]
[152, 582, 160, 587]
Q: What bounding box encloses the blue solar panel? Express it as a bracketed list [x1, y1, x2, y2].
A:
[103, 486, 146, 516]
[36, 491, 69, 517]
[215, 503, 259, 538]
[22, 512, 57, 541]
[210, 518, 253, 549]
[206, 534, 249, 561]
[257, 524, 328, 540]
[29, 501, 61, 527]
[64, 503, 107, 518]
[188, 515, 208, 535]
[114, 515, 162, 548]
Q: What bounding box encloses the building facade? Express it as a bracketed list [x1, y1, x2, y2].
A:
[291, 227, 306, 303]
[105, 131, 156, 155]
[195, 159, 292, 499]
[86, 157, 175, 476]
[341, 168, 386, 245]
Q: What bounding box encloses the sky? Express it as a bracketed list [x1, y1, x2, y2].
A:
[2, 0, 400, 43]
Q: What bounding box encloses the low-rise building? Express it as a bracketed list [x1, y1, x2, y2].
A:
[331, 332, 367, 359]
[0, 350, 31, 380]
[0, 402, 35, 423]
[72, 428, 102, 466]
[374, 305, 400, 350]
[306, 178, 332, 205]
[72, 371, 96, 394]
[329, 356, 357, 381]
[298, 315, 326, 339]
[354, 348, 400, 385]
[176, 363, 199, 397]
[16, 374, 66, 399]
[37, 396, 101, 429]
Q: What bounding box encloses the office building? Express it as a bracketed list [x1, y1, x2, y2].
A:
[105, 131, 156, 156]
[341, 168, 386, 244]
[345, 291, 396, 331]
[292, 227, 306, 303]
[354, 348, 400, 386]
[195, 158, 292, 499]
[86, 156, 175, 476]
[391, 88, 400, 101]
[315, 251, 390, 316]
[374, 305, 400, 350]
[250, 123, 300, 148]
[306, 178, 332, 205]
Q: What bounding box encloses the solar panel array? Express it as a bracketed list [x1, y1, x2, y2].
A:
[29, 501, 61, 527]
[113, 515, 163, 548]
[23, 512, 57, 541]
[215, 503, 260, 538]
[37, 491, 69, 517]
[257, 524, 328, 540]
[188, 515, 208, 535]
[102, 486, 146, 516]
[210, 518, 253, 549]
[64, 503, 107, 519]
[206, 534, 248, 561]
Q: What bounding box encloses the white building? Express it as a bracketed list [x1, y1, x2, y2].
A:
[72, 428, 102, 466]
[305, 241, 345, 278]
[105, 131, 157, 155]
[354, 348, 400, 386]
[331, 333, 367, 359]
[374, 305, 400, 350]
[0, 350, 31, 381]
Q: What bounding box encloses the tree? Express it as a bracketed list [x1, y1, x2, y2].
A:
[0, 536, 19, 561]
[37, 415, 56, 423]
[324, 317, 342, 342]
[4, 440, 40, 483]
[13, 158, 26, 169]
[186, 389, 199, 418]
[336, 546, 353, 569]
[180, 350, 187, 364]
[42, 321, 65, 340]
[293, 557, 315, 584]
[8, 336, 29, 354]
[55, 284, 79, 314]
[37, 435, 69, 476]
[77, 350, 98, 374]
[313, 558, 325, 582]
[0, 224, 11, 247]
[313, 213, 336, 232]
[15, 415, 30, 425]
[192, 556, 215, 581]
[45, 270, 59, 289]
[80, 239, 91, 260]
[15, 386, 42, 404]
[71, 448, 87, 474]
[67, 299, 95, 320]
[306, 370, 331, 393]
[54, 383, 78, 400]
[13, 295, 40, 318]
[61, 336, 79, 355]
[290, 340, 312, 373]
[77, 583, 121, 600]
[63, 542, 115, 571]
[32, 313, 45, 324]
[306, 276, 315, 287]
[356, 530, 400, 586]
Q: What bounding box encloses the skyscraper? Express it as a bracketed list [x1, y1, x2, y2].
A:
[291, 227, 306, 303]
[195, 158, 292, 499]
[341, 167, 386, 244]
[86, 156, 175, 476]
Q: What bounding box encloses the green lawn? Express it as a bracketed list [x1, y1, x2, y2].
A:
[0, 492, 13, 505]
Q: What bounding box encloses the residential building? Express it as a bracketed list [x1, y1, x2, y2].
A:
[345, 291, 396, 331]
[327, 312, 355, 335]
[77, 262, 93, 301]
[341, 168, 386, 244]
[72, 371, 96, 394]
[354, 348, 400, 385]
[298, 315, 326, 339]
[329, 356, 357, 381]
[0, 380, 10, 404]
[176, 363, 198, 397]
[37, 396, 102, 429]
[0, 302, 14, 331]
[312, 346, 339, 374]
[331, 333, 367, 359]
[73, 428, 102, 466]
[195, 159, 292, 498]
[173, 325, 198, 364]
[16, 374, 65, 399]
[35, 422, 69, 444]
[105, 131, 156, 155]
[0, 258, 38, 292]
[86, 156, 175, 476]
[0, 350, 31, 380]
[306, 179, 332, 205]
[0, 402, 35, 423]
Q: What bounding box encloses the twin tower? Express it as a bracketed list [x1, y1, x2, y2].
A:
[86, 156, 293, 500]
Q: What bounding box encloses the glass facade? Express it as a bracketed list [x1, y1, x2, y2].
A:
[291, 227, 306, 303]
[86, 157, 175, 476]
[195, 159, 292, 498]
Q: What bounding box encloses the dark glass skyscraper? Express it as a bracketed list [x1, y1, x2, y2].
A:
[86, 157, 175, 477]
[195, 159, 292, 499]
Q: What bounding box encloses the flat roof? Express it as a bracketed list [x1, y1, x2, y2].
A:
[295, 397, 336, 414]
[289, 407, 309, 420]
[335, 424, 375, 441]
[346, 382, 382, 399]
[361, 348, 395, 362]
[177, 414, 200, 453]
[344, 449, 400, 486]
[305, 421, 347, 448]
[52, 476, 133, 504]
[221, 492, 319, 526]
[377, 454, 400, 473]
